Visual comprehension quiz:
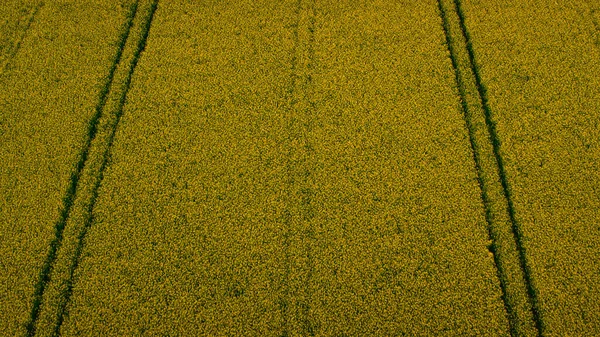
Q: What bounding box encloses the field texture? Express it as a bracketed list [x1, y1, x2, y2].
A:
[1, 0, 598, 336]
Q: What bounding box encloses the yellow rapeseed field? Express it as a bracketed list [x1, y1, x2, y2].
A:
[1, 0, 598, 336]
[1, 1, 135, 335]
[462, 0, 600, 335]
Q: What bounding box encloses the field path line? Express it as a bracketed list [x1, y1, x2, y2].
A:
[280, 0, 302, 333]
[437, 0, 542, 336]
[282, 0, 318, 334]
[0, 1, 43, 76]
[24, 2, 140, 336]
[46, 1, 159, 335]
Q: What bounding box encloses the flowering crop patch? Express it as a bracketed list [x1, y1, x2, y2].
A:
[2, 0, 598, 336]
[461, 0, 600, 335]
[52, 0, 510, 335]
[0, 1, 135, 335]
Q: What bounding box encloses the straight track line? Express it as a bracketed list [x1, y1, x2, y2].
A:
[51, 1, 159, 335]
[300, 1, 316, 335]
[436, 0, 516, 327]
[282, 0, 317, 335]
[0, 2, 44, 75]
[280, 0, 303, 334]
[24, 3, 139, 336]
[451, 0, 544, 335]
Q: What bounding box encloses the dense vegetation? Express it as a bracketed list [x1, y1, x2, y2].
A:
[0, 1, 134, 335]
[1, 0, 597, 336]
[461, 0, 600, 335]
[55, 0, 509, 335]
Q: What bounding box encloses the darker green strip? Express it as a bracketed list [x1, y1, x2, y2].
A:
[52, 1, 159, 335]
[281, 0, 317, 335]
[436, 0, 517, 335]
[279, 0, 302, 337]
[25, 2, 139, 336]
[1, 2, 43, 74]
[280, 0, 303, 335]
[301, 1, 316, 336]
[451, 0, 544, 335]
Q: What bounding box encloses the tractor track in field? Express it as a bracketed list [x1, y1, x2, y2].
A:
[25, 2, 139, 335]
[282, 0, 317, 335]
[452, 0, 544, 335]
[299, 1, 316, 335]
[438, 0, 543, 336]
[51, 1, 159, 335]
[436, 0, 515, 330]
[25, 1, 161, 335]
[0, 2, 43, 75]
[280, 0, 302, 333]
